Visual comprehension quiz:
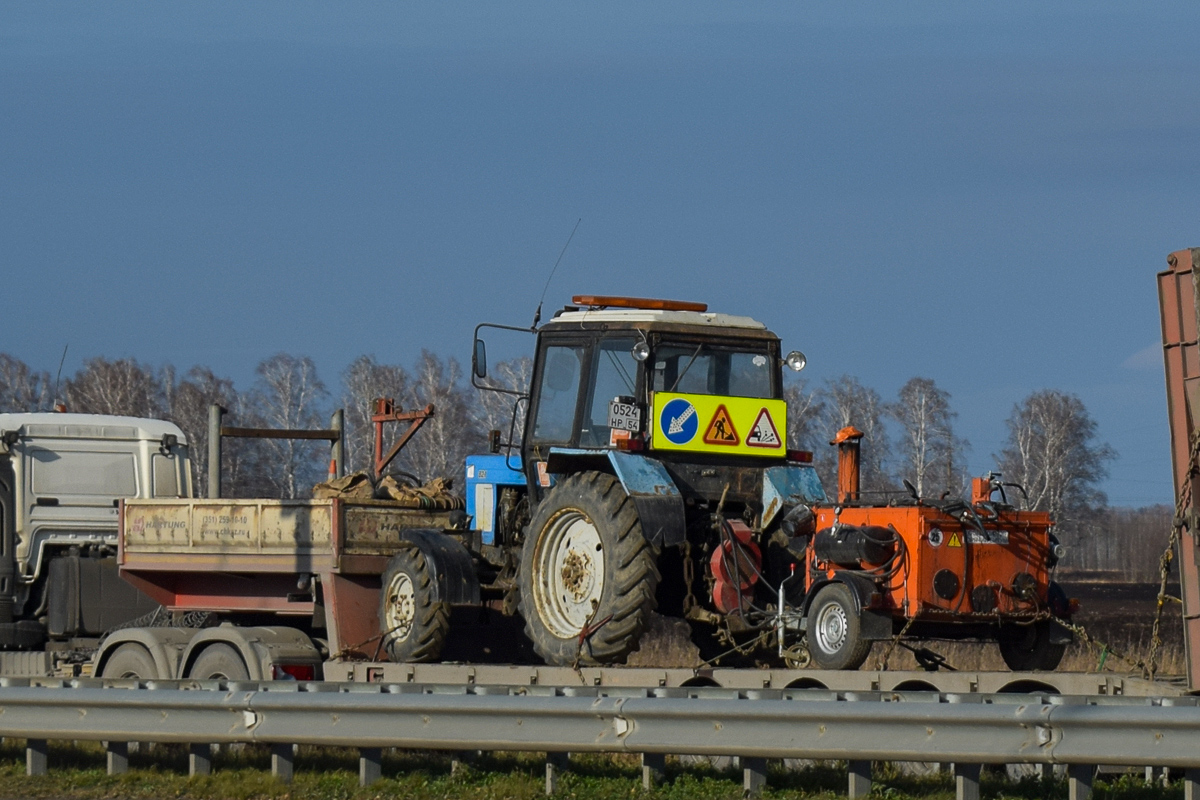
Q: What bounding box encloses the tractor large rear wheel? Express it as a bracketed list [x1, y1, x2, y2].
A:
[519, 471, 658, 666]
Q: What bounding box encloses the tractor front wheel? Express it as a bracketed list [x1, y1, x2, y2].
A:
[518, 471, 658, 666]
[379, 546, 451, 663]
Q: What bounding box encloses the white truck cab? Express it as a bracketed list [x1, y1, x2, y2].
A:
[0, 413, 191, 654]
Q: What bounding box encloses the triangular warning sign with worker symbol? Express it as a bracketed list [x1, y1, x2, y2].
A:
[746, 407, 782, 448]
[703, 405, 740, 446]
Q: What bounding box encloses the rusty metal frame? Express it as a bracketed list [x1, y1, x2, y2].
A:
[1157, 247, 1200, 690]
[371, 398, 435, 479]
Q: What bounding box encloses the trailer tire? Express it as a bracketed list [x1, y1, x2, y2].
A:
[101, 643, 159, 680]
[188, 644, 250, 681]
[519, 471, 658, 666]
[998, 620, 1066, 671]
[807, 583, 871, 670]
[379, 545, 451, 663]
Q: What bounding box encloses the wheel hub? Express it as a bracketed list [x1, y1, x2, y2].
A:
[534, 510, 606, 638]
[815, 603, 848, 653]
[384, 572, 416, 642]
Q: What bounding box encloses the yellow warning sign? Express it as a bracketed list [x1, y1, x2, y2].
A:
[651, 393, 787, 457]
[948, 532, 962, 548]
[704, 405, 740, 445]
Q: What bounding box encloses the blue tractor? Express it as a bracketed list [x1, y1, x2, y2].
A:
[380, 295, 825, 667]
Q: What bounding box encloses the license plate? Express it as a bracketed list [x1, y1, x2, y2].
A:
[608, 400, 642, 432]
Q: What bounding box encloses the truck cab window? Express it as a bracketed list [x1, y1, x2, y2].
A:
[532, 345, 584, 443]
[581, 338, 637, 447]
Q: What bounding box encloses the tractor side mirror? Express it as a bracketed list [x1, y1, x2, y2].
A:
[473, 338, 488, 379]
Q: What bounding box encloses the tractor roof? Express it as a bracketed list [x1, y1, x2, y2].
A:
[546, 296, 768, 331]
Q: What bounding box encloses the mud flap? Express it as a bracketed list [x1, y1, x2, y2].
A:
[861, 609, 894, 641]
[399, 529, 481, 605]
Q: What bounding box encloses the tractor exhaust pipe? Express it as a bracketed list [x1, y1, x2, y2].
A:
[832, 426, 864, 504]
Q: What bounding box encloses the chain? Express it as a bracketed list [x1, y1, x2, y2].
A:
[874, 615, 916, 671]
[1146, 429, 1200, 678]
[681, 540, 697, 615]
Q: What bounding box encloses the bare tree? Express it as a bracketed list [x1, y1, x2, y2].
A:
[396, 351, 482, 484]
[164, 366, 239, 498]
[783, 376, 824, 453]
[815, 375, 892, 495]
[996, 390, 1115, 541]
[65, 357, 166, 417]
[340, 355, 410, 474]
[888, 377, 968, 498]
[0, 354, 50, 412]
[242, 354, 329, 499]
[472, 356, 534, 447]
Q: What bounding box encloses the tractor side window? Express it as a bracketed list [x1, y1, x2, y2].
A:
[582, 338, 637, 447]
[532, 345, 585, 443]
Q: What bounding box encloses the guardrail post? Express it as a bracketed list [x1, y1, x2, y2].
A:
[545, 752, 569, 795]
[1069, 764, 1094, 800]
[743, 756, 767, 797]
[188, 744, 211, 777]
[1185, 767, 1200, 800]
[25, 739, 47, 776]
[847, 759, 871, 798]
[451, 751, 473, 776]
[271, 744, 294, 783]
[106, 741, 128, 775]
[954, 762, 980, 800]
[359, 747, 382, 787]
[641, 753, 665, 789]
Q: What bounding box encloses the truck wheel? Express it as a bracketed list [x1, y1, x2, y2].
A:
[188, 644, 250, 681]
[519, 471, 658, 666]
[101, 643, 159, 679]
[998, 620, 1066, 671]
[378, 546, 450, 663]
[807, 583, 871, 670]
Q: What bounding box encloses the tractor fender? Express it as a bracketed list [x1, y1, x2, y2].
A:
[95, 627, 196, 680]
[804, 573, 894, 641]
[545, 448, 686, 547]
[178, 625, 322, 681]
[398, 529, 481, 605]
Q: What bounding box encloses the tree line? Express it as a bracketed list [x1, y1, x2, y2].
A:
[0, 350, 1161, 579]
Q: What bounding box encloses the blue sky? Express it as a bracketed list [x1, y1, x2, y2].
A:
[3, 2, 1198, 505]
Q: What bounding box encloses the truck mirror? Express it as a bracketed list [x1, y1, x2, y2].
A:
[473, 339, 488, 379]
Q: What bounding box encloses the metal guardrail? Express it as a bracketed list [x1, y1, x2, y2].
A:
[0, 679, 1197, 800]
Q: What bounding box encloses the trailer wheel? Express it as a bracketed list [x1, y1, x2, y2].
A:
[998, 620, 1066, 671]
[519, 471, 658, 666]
[101, 643, 159, 679]
[378, 546, 450, 663]
[188, 644, 250, 681]
[807, 583, 871, 670]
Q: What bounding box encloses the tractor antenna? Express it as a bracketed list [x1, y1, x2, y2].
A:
[52, 344, 68, 412]
[532, 218, 581, 329]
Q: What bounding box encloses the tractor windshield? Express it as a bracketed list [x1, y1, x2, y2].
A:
[652, 343, 774, 399]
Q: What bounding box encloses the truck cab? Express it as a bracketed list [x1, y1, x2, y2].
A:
[0, 413, 189, 655]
